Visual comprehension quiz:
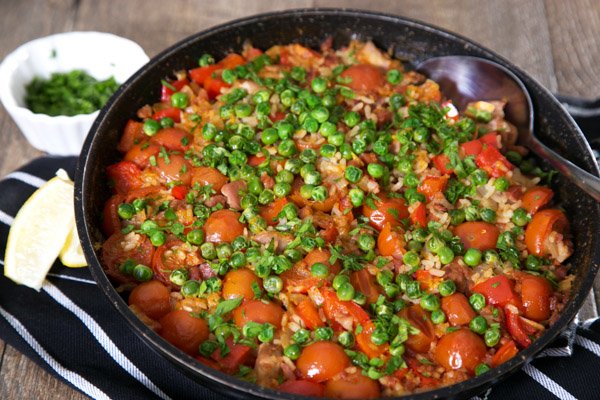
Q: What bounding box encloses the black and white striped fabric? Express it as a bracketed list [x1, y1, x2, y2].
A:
[1, 156, 599, 400]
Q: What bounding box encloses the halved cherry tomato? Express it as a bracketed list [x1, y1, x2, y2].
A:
[472, 275, 520, 308]
[296, 341, 350, 382]
[222, 268, 261, 301]
[504, 305, 532, 348]
[161, 78, 188, 102]
[102, 232, 154, 283]
[191, 166, 229, 192]
[152, 154, 192, 185]
[189, 65, 219, 85]
[377, 223, 405, 259]
[454, 221, 500, 251]
[118, 119, 145, 153]
[432, 154, 453, 175]
[434, 328, 486, 372]
[281, 249, 339, 293]
[491, 340, 519, 367]
[150, 127, 191, 152]
[476, 146, 513, 177]
[410, 201, 427, 228]
[102, 194, 124, 237]
[418, 175, 449, 201]
[350, 269, 381, 304]
[159, 310, 209, 355]
[279, 380, 325, 397]
[441, 293, 477, 326]
[520, 274, 553, 321]
[233, 300, 284, 329]
[398, 304, 435, 353]
[106, 161, 142, 195]
[151, 107, 181, 123]
[524, 209, 569, 257]
[324, 372, 381, 399]
[259, 197, 288, 226]
[321, 288, 370, 329]
[128, 280, 171, 320]
[203, 210, 245, 243]
[340, 64, 384, 92]
[171, 185, 188, 200]
[356, 320, 388, 359]
[289, 178, 338, 212]
[124, 141, 160, 168]
[362, 196, 409, 231]
[151, 240, 193, 284]
[522, 186, 553, 214]
[296, 298, 324, 330]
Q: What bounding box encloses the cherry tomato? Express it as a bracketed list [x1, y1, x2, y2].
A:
[350, 269, 381, 304]
[259, 197, 288, 226]
[434, 328, 486, 373]
[191, 167, 229, 192]
[203, 209, 245, 243]
[106, 161, 142, 195]
[377, 223, 405, 259]
[432, 154, 453, 175]
[281, 249, 340, 293]
[151, 107, 181, 123]
[296, 298, 325, 330]
[441, 293, 477, 326]
[414, 270, 442, 292]
[522, 186, 554, 214]
[296, 341, 350, 382]
[189, 65, 219, 85]
[324, 372, 381, 399]
[124, 141, 160, 168]
[524, 209, 569, 257]
[409, 201, 427, 228]
[278, 380, 325, 397]
[475, 146, 513, 178]
[233, 300, 284, 329]
[520, 274, 553, 321]
[151, 240, 195, 285]
[491, 340, 519, 367]
[124, 186, 161, 203]
[362, 196, 408, 231]
[210, 338, 253, 374]
[417, 175, 449, 201]
[152, 153, 192, 185]
[222, 269, 261, 301]
[102, 232, 154, 283]
[289, 178, 338, 212]
[159, 310, 209, 355]
[479, 133, 500, 148]
[472, 275, 520, 308]
[118, 119, 145, 153]
[454, 221, 500, 251]
[150, 128, 191, 152]
[160, 78, 188, 102]
[340, 64, 384, 92]
[128, 280, 171, 320]
[398, 304, 435, 353]
[248, 155, 266, 167]
[356, 320, 388, 359]
[102, 194, 124, 237]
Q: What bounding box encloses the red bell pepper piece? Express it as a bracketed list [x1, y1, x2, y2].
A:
[431, 154, 453, 175]
[504, 306, 532, 348]
[189, 65, 219, 85]
[296, 299, 324, 330]
[151, 107, 181, 123]
[476, 146, 513, 177]
[161, 78, 189, 102]
[472, 275, 521, 308]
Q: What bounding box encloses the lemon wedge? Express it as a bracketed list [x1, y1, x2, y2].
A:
[59, 225, 87, 268]
[4, 169, 81, 290]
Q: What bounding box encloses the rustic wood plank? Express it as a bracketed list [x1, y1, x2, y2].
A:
[544, 0, 600, 99]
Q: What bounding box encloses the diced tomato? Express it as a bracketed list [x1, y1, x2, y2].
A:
[409, 201, 427, 228]
[491, 340, 519, 367]
[151, 107, 181, 123]
[432, 154, 453, 175]
[219, 53, 246, 69]
[124, 186, 161, 203]
[270, 111, 286, 123]
[460, 139, 483, 157]
[296, 299, 324, 330]
[321, 288, 370, 328]
[476, 146, 513, 177]
[161, 78, 189, 102]
[522, 186, 554, 214]
[504, 306, 532, 348]
[118, 119, 145, 153]
[414, 270, 441, 292]
[472, 275, 520, 308]
[248, 155, 267, 167]
[204, 75, 229, 99]
[106, 161, 142, 195]
[171, 185, 188, 200]
[524, 209, 569, 257]
[418, 175, 449, 201]
[320, 225, 338, 244]
[189, 65, 219, 85]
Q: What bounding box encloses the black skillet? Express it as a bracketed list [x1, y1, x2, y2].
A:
[75, 8, 600, 400]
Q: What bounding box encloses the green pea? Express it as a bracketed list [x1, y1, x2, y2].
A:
[338, 331, 355, 348]
[198, 53, 215, 66]
[337, 282, 355, 301]
[437, 280, 456, 297]
[274, 182, 292, 198]
[117, 203, 136, 219]
[333, 274, 350, 291]
[449, 209, 466, 226]
[344, 111, 361, 127]
[304, 170, 322, 185]
[186, 229, 204, 245]
[402, 251, 420, 268]
[248, 216, 267, 233]
[277, 122, 294, 139]
[314, 327, 334, 341]
[217, 243, 233, 260]
[169, 268, 189, 286]
[345, 165, 363, 184]
[348, 188, 365, 207]
[464, 205, 480, 221]
[202, 122, 217, 140]
[475, 363, 491, 376]
[512, 208, 529, 227]
[221, 69, 236, 84]
[413, 127, 430, 143]
[311, 185, 327, 202]
[160, 117, 174, 128]
[367, 163, 384, 179]
[311, 77, 327, 93]
[484, 328, 501, 347]
[340, 143, 353, 160]
[302, 117, 319, 133]
[258, 324, 275, 343]
[390, 344, 406, 357]
[253, 90, 270, 104]
[470, 315, 488, 334]
[431, 309, 446, 324]
[248, 176, 264, 195]
[506, 151, 522, 165]
[386, 69, 402, 85]
[480, 208, 497, 223]
[284, 248, 302, 263]
[404, 172, 419, 187]
[150, 231, 166, 247]
[170, 92, 189, 109]
[469, 293, 486, 311]
[133, 264, 153, 282]
[328, 132, 345, 147]
[426, 235, 445, 254]
[200, 242, 216, 260]
[470, 169, 489, 186]
[292, 328, 310, 344]
[412, 228, 428, 243]
[420, 293, 441, 311]
[278, 139, 297, 157]
[284, 344, 301, 360]
[132, 198, 147, 213]
[405, 280, 422, 299]
[483, 250, 500, 264]
[143, 119, 160, 136]
[263, 276, 283, 294]
[358, 234, 376, 252]
[494, 177, 509, 192]
[258, 189, 275, 205]
[300, 184, 314, 199]
[319, 121, 336, 137]
[311, 107, 329, 124]
[320, 144, 336, 158]
[370, 327, 389, 345]
[261, 128, 279, 145]
[311, 262, 329, 278]
[275, 169, 294, 184]
[230, 251, 246, 268]
[407, 240, 423, 252]
[464, 248, 482, 267]
[181, 279, 201, 297]
[231, 236, 248, 251]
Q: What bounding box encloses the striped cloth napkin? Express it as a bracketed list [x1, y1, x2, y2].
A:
[0, 156, 598, 400]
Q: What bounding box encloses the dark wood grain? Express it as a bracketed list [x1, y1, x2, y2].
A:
[0, 1, 599, 399]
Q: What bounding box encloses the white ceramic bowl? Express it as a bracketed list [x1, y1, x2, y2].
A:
[0, 31, 149, 155]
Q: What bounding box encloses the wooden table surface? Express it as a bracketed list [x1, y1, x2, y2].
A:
[1, 0, 599, 398]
